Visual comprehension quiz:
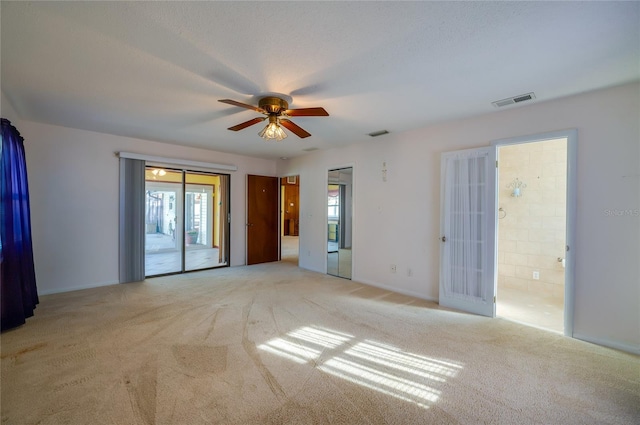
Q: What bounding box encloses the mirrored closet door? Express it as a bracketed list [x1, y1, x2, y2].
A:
[327, 167, 352, 279]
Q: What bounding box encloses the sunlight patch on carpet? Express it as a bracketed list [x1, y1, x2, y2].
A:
[258, 326, 463, 409]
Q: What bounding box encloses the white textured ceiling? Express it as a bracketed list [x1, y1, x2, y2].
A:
[2, 1, 639, 159]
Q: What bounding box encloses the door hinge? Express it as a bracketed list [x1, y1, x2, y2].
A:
[228, 213, 231, 223]
[496, 160, 498, 168]
[493, 295, 496, 303]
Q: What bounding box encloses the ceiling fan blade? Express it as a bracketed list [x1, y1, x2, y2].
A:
[219, 99, 265, 113]
[228, 117, 266, 131]
[283, 107, 329, 117]
[280, 119, 312, 138]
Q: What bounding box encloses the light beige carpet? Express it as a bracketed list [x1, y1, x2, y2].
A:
[1, 261, 638, 424]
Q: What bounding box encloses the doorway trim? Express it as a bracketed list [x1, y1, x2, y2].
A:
[491, 129, 577, 337]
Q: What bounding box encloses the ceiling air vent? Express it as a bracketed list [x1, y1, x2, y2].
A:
[492, 92, 536, 108]
[368, 130, 389, 137]
[303, 147, 318, 152]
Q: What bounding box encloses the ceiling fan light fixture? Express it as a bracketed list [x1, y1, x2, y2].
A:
[259, 116, 287, 141]
[221, 95, 327, 139]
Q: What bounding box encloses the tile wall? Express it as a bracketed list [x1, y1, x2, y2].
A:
[497, 139, 567, 298]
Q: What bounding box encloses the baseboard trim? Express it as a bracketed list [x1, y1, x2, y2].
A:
[299, 264, 325, 275]
[355, 277, 437, 303]
[573, 333, 640, 355]
[39, 280, 120, 296]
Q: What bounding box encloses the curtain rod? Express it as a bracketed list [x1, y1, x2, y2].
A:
[117, 152, 237, 172]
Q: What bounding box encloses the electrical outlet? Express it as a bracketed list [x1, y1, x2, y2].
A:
[533, 271, 540, 280]
[390, 264, 397, 273]
[407, 268, 413, 277]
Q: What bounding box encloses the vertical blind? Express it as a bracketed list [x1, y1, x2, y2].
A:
[119, 158, 145, 283]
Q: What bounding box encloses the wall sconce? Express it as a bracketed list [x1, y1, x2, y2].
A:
[507, 178, 527, 197]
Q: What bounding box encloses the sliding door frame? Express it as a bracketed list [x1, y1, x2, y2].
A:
[144, 165, 231, 278]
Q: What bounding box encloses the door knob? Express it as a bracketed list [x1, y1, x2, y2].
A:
[441, 236, 446, 242]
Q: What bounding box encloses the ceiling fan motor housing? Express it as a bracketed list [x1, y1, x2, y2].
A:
[259, 96, 289, 114]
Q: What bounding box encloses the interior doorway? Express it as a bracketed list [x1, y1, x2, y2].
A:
[281, 175, 300, 264]
[496, 138, 568, 333]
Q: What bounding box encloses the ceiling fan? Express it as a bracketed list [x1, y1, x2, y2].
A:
[219, 96, 329, 140]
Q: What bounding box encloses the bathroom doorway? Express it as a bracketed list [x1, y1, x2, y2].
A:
[496, 137, 569, 333]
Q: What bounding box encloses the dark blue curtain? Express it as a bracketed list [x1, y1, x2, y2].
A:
[1, 118, 38, 331]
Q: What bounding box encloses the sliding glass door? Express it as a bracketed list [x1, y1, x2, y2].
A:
[184, 172, 229, 271]
[145, 169, 183, 275]
[144, 167, 229, 277]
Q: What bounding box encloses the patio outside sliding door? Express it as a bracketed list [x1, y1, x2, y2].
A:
[144, 167, 230, 277]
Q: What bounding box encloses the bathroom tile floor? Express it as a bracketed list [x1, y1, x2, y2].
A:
[497, 285, 564, 333]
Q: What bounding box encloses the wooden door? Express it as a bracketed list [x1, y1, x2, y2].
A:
[247, 175, 279, 265]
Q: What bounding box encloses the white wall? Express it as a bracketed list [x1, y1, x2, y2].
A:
[2, 90, 20, 123]
[16, 121, 276, 294]
[278, 82, 640, 353]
